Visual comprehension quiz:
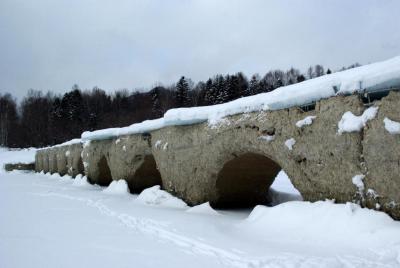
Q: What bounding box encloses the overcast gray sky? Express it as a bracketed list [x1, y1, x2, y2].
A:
[0, 0, 399, 100]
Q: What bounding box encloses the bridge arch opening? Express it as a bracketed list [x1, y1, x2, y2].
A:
[128, 154, 162, 193]
[215, 152, 282, 208]
[96, 155, 112, 186]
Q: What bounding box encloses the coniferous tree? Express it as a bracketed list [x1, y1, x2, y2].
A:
[150, 86, 164, 118]
[297, 74, 306, 83]
[214, 75, 226, 104]
[247, 74, 260, 96]
[175, 76, 190, 107]
[192, 81, 206, 106]
[60, 87, 85, 140]
[203, 78, 215, 105]
[223, 75, 231, 102]
[82, 87, 112, 131]
[236, 72, 249, 97]
[0, 93, 18, 147]
[49, 97, 65, 144]
[20, 90, 53, 147]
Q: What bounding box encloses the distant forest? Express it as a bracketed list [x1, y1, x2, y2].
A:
[0, 63, 361, 148]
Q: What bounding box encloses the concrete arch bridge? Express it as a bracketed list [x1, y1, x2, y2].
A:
[35, 92, 400, 219]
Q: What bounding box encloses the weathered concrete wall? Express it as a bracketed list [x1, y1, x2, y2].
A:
[35, 151, 42, 172]
[66, 143, 84, 177]
[81, 134, 162, 192]
[363, 92, 400, 219]
[48, 148, 58, 174]
[107, 134, 161, 192]
[35, 144, 84, 178]
[34, 92, 400, 219]
[81, 139, 113, 185]
[150, 95, 365, 207]
[56, 147, 68, 176]
[42, 150, 49, 173]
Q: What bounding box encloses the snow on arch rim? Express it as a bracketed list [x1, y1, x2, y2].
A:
[77, 55, 400, 142]
[384, 117, 400, 134]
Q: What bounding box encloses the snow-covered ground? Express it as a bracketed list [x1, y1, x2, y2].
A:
[0, 147, 36, 166]
[0, 147, 36, 173]
[1, 149, 400, 267]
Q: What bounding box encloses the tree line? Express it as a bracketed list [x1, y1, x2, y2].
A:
[0, 63, 360, 148]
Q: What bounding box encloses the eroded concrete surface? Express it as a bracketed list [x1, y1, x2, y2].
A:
[35, 92, 400, 219]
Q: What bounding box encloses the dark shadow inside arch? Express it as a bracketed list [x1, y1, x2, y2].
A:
[76, 156, 84, 175]
[43, 156, 49, 172]
[128, 155, 162, 193]
[57, 155, 68, 176]
[214, 153, 282, 208]
[71, 156, 85, 178]
[50, 154, 58, 174]
[97, 155, 112, 186]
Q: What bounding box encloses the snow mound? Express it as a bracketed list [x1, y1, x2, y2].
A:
[81, 56, 400, 142]
[50, 173, 62, 179]
[268, 188, 303, 206]
[72, 175, 91, 187]
[352, 174, 365, 193]
[295, 115, 316, 128]
[103, 180, 130, 195]
[243, 201, 400, 245]
[338, 106, 378, 134]
[384, 117, 400, 134]
[284, 138, 296, 150]
[186, 202, 220, 216]
[136, 185, 188, 208]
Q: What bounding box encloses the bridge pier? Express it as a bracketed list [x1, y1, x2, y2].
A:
[56, 148, 68, 176]
[66, 143, 84, 177]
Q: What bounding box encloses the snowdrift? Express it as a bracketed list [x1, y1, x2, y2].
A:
[242, 201, 400, 248]
[135, 185, 188, 209]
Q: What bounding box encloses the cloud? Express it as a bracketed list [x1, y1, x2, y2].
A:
[0, 0, 399, 100]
